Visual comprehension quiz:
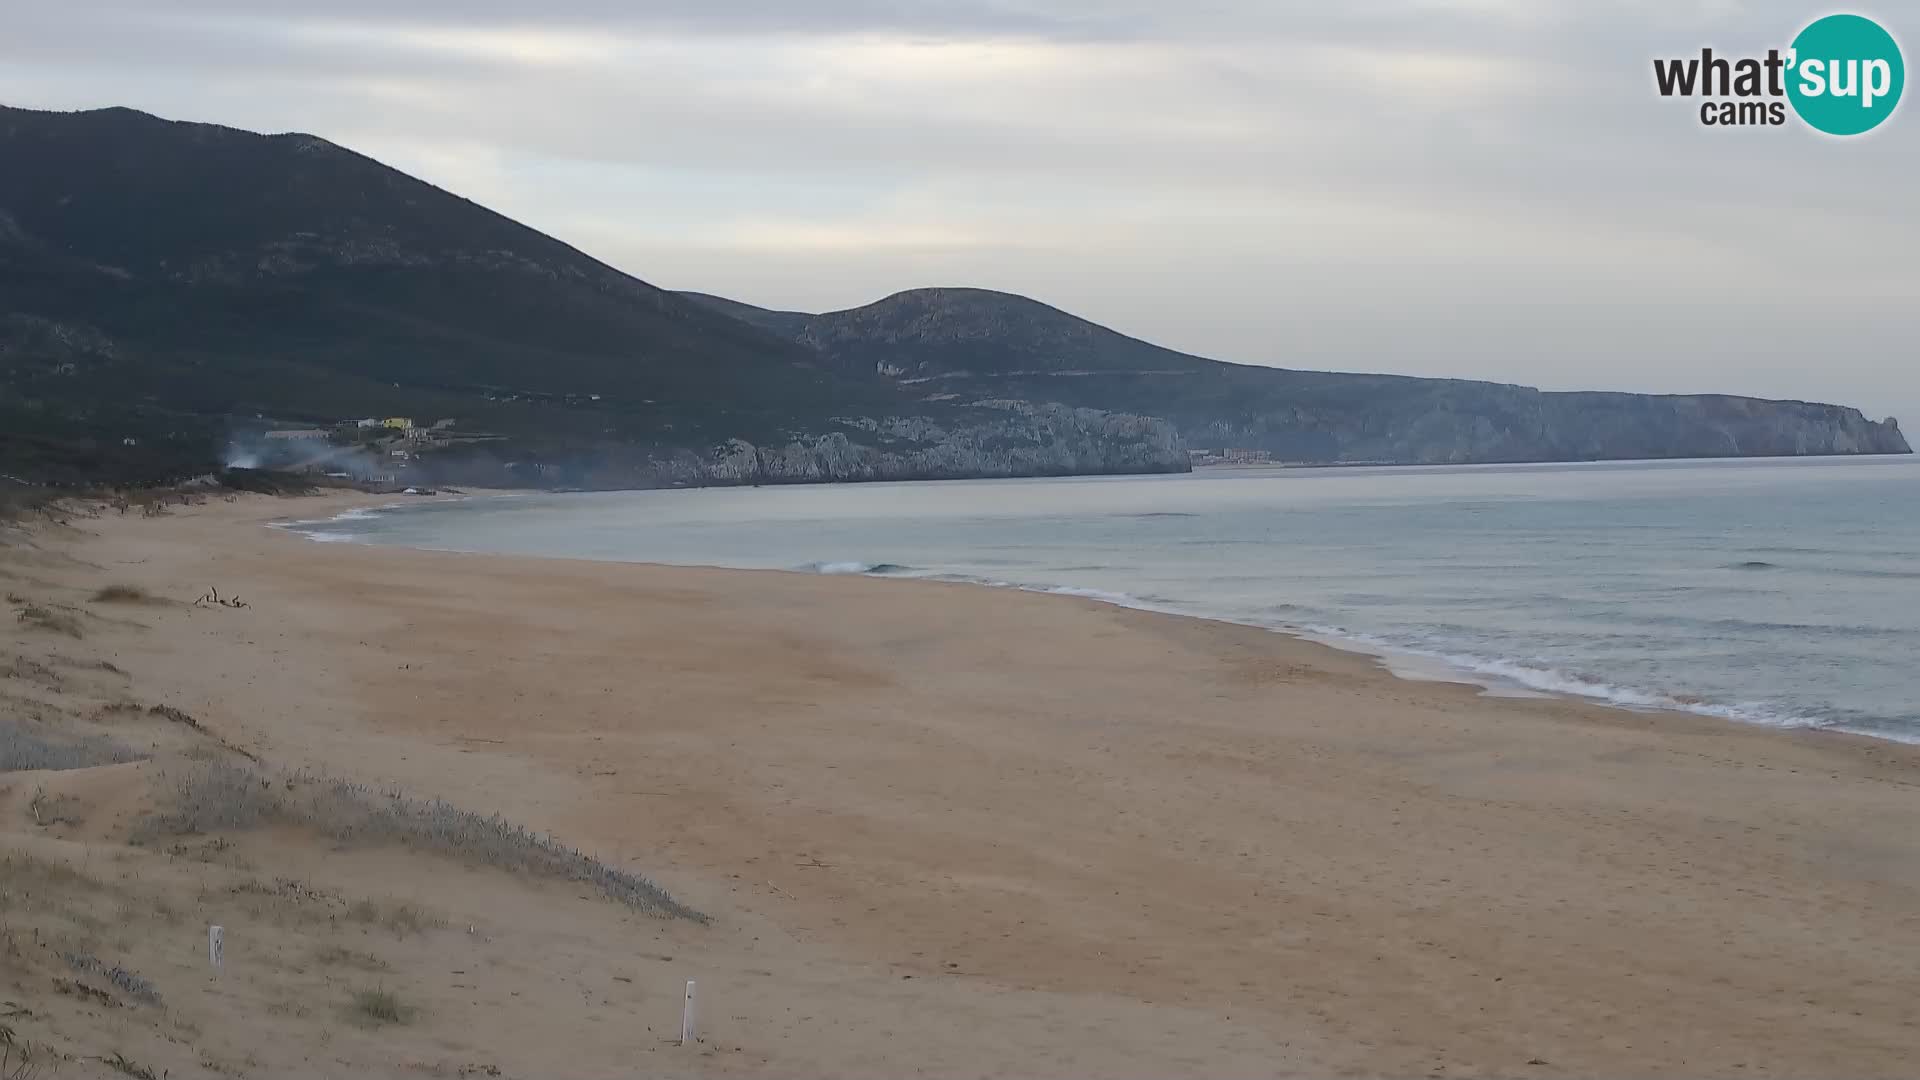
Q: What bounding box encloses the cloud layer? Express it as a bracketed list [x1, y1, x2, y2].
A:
[3, 0, 1913, 420]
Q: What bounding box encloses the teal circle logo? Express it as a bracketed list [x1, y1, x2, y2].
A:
[1786, 14, 1905, 135]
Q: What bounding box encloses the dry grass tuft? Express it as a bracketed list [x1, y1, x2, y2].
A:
[347, 898, 443, 936]
[102, 1051, 161, 1079]
[53, 655, 126, 677]
[219, 877, 442, 935]
[12, 604, 82, 639]
[0, 486, 60, 524]
[27, 788, 82, 827]
[62, 951, 162, 1006]
[0, 719, 144, 773]
[0, 850, 96, 896]
[1, 1022, 50, 1080]
[313, 945, 389, 972]
[348, 987, 411, 1027]
[146, 704, 200, 728]
[143, 763, 704, 920]
[2, 655, 60, 688]
[231, 876, 335, 906]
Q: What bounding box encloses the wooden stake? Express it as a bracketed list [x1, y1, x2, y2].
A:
[681, 979, 696, 1045]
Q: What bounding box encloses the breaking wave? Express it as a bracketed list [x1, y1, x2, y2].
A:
[789, 559, 1862, 738]
[272, 501, 408, 546]
[686, 554, 1891, 739]
[798, 561, 916, 575]
[1293, 624, 1829, 732]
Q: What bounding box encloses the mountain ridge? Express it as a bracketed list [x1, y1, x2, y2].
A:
[680, 288, 1910, 463]
[0, 103, 1905, 488]
[0, 105, 1187, 485]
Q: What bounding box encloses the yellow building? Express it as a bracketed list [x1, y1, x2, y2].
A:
[382, 417, 414, 431]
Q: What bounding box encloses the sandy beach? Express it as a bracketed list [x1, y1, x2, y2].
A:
[3, 490, 1919, 1078]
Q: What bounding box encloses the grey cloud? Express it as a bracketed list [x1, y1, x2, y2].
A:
[13, 0, 1798, 49]
[18, 0, 1128, 41]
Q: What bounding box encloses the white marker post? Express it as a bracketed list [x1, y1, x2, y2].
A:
[208, 925, 225, 970]
[680, 980, 697, 1046]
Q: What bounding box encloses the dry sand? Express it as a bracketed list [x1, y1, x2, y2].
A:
[3, 490, 1918, 1078]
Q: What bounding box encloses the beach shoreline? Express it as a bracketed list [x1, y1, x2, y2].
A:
[4, 490, 1918, 1077]
[279, 487, 1916, 748]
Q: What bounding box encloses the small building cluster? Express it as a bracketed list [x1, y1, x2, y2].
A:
[262, 417, 449, 445]
[248, 414, 498, 483]
[1187, 448, 1274, 466]
[353, 417, 416, 432]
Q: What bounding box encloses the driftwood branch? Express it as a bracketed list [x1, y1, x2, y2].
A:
[192, 586, 249, 610]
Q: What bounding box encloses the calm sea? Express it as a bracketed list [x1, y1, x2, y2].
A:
[286, 456, 1920, 744]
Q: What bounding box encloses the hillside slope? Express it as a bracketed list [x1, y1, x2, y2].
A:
[0, 107, 1184, 485]
[684, 288, 1910, 464]
[0, 106, 888, 480]
[2, 103, 1900, 487]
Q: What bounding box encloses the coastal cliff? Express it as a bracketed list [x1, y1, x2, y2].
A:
[686, 288, 1911, 465]
[1175, 384, 1909, 464]
[417, 403, 1188, 489]
[683, 404, 1186, 485]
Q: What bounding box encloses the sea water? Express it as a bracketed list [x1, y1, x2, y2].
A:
[285, 455, 1920, 743]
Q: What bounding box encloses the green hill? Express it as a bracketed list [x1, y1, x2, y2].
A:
[0, 105, 918, 484]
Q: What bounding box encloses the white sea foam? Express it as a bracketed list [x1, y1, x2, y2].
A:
[330, 505, 392, 522]
[1294, 624, 1828, 731]
[274, 501, 403, 533]
[798, 560, 914, 575]
[791, 563, 1169, 611]
[788, 563, 1840, 733]
[1022, 584, 1152, 606]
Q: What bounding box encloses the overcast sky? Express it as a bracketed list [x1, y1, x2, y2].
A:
[3, 1, 1914, 424]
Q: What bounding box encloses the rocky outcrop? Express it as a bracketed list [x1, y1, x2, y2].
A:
[493, 403, 1189, 489]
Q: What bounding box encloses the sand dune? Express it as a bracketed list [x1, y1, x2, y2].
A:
[3, 492, 1917, 1078]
